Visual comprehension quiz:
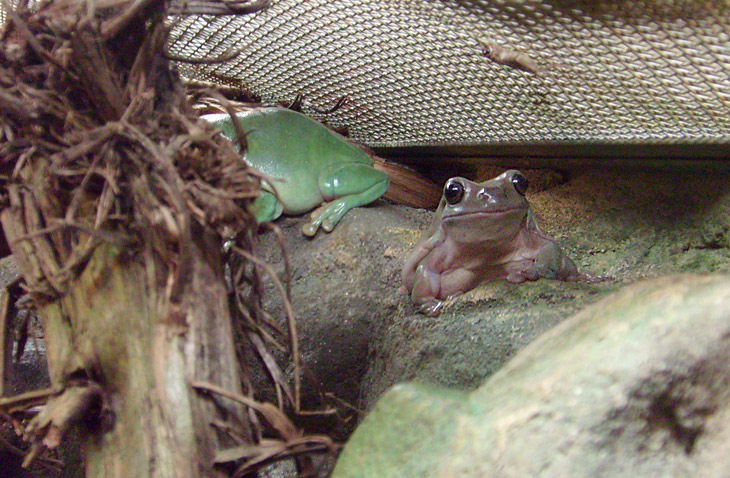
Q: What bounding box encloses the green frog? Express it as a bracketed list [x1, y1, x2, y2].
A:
[203, 108, 389, 236]
[401, 170, 598, 316]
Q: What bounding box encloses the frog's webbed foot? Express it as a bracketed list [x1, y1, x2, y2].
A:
[302, 200, 345, 236]
[252, 191, 283, 224]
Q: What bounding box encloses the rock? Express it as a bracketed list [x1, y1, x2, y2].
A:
[257, 167, 730, 419]
[3, 167, 730, 471]
[331, 274, 730, 478]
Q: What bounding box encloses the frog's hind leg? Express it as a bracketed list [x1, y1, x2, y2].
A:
[252, 190, 283, 224]
[304, 163, 389, 236]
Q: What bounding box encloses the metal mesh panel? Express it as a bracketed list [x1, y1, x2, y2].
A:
[4, 1, 728, 152]
[169, 0, 730, 151]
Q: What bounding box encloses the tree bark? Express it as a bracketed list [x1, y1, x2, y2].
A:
[0, 0, 262, 474]
[2, 216, 250, 476]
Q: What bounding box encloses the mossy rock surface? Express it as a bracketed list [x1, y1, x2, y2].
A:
[257, 167, 730, 420]
[332, 274, 730, 478]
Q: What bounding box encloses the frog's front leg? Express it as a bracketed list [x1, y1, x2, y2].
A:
[303, 163, 389, 236]
[401, 226, 446, 292]
[411, 263, 444, 316]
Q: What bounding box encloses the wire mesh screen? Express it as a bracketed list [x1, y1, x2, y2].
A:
[168, 0, 730, 153]
[3, 1, 729, 154]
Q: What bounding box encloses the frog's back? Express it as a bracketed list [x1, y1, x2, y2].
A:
[240, 108, 372, 173]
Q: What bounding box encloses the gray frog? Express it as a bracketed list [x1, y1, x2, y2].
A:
[401, 170, 600, 316]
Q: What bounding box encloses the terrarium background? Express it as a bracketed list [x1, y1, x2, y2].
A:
[5, 0, 730, 154]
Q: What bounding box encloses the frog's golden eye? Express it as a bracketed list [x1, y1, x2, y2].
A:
[444, 179, 465, 205]
[511, 172, 528, 196]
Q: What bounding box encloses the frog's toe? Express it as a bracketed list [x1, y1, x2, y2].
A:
[302, 222, 319, 237]
[322, 218, 335, 232]
[506, 272, 529, 283]
[576, 272, 612, 284]
[309, 204, 326, 220]
[419, 300, 444, 316]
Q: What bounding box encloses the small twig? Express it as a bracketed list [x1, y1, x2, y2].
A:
[249, 332, 293, 407]
[322, 392, 364, 416]
[233, 295, 285, 351]
[311, 96, 349, 115]
[22, 441, 45, 468]
[204, 89, 252, 152]
[0, 433, 64, 471]
[231, 246, 301, 413]
[64, 149, 105, 224]
[0, 287, 9, 399]
[192, 381, 299, 440]
[211, 418, 247, 445]
[230, 436, 336, 478]
[22, 383, 103, 468]
[0, 407, 22, 435]
[187, 180, 260, 201]
[49, 123, 120, 170]
[0, 387, 60, 409]
[168, 0, 270, 16]
[0, 90, 33, 121]
[165, 45, 245, 64]
[286, 94, 348, 115]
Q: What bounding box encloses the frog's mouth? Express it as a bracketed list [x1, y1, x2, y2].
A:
[443, 208, 526, 220]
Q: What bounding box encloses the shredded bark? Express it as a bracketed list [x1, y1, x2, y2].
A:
[0, 0, 259, 298]
[0, 0, 329, 475]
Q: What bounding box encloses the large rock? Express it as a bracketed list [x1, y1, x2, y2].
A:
[4, 166, 730, 467]
[331, 274, 730, 478]
[257, 167, 730, 419]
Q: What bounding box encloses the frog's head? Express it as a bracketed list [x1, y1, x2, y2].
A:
[440, 170, 530, 243]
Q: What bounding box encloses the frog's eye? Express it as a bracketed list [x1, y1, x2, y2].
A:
[511, 172, 528, 196]
[444, 179, 465, 205]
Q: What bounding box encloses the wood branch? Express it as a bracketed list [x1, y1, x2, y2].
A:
[231, 246, 302, 412]
[372, 156, 441, 209]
